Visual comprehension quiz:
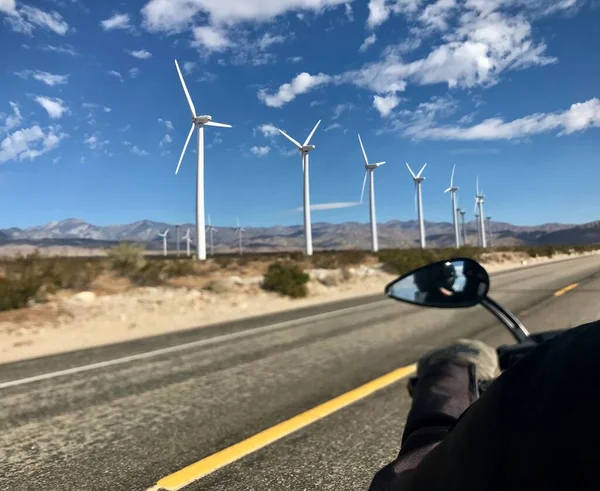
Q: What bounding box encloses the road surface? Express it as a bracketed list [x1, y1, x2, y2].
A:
[1, 255, 600, 490]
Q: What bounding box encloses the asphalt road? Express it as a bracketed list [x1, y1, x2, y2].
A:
[1, 255, 600, 491]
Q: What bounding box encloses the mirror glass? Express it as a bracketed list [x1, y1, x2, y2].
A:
[385, 258, 489, 308]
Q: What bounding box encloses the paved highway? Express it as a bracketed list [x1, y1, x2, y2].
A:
[1, 255, 600, 491]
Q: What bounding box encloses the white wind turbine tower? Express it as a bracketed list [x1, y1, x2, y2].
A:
[406, 163, 428, 249]
[444, 164, 460, 248]
[182, 228, 192, 257]
[358, 134, 385, 252]
[158, 228, 169, 257]
[474, 176, 487, 248]
[278, 120, 321, 256]
[174, 59, 232, 261]
[206, 214, 217, 256]
[234, 217, 245, 256]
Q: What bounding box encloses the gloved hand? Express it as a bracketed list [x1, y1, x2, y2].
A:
[408, 339, 499, 397]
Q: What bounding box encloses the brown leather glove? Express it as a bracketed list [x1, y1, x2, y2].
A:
[408, 339, 499, 397]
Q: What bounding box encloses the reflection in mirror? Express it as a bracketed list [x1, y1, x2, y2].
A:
[385, 258, 489, 309]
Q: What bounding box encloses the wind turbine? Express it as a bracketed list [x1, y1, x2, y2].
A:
[444, 164, 460, 249]
[474, 213, 481, 247]
[474, 176, 487, 248]
[174, 59, 232, 261]
[487, 216, 493, 248]
[358, 134, 385, 252]
[406, 163, 427, 249]
[158, 228, 169, 257]
[182, 228, 192, 257]
[206, 214, 217, 256]
[458, 208, 467, 246]
[234, 217, 246, 256]
[278, 120, 321, 256]
[175, 225, 180, 257]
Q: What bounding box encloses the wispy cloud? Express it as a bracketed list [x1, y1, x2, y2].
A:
[84, 133, 109, 150]
[258, 72, 331, 108]
[250, 145, 271, 157]
[293, 202, 360, 212]
[34, 96, 69, 119]
[358, 33, 376, 53]
[183, 61, 196, 74]
[373, 94, 401, 117]
[129, 68, 141, 79]
[4, 5, 69, 36]
[131, 145, 149, 156]
[158, 118, 174, 130]
[288, 56, 303, 63]
[128, 49, 152, 59]
[1, 102, 23, 133]
[101, 12, 132, 31]
[325, 123, 343, 132]
[403, 98, 600, 140]
[0, 125, 67, 163]
[40, 44, 79, 56]
[15, 70, 69, 86]
[108, 70, 123, 81]
[255, 123, 279, 138]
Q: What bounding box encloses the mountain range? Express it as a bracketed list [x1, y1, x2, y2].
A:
[1, 218, 599, 253]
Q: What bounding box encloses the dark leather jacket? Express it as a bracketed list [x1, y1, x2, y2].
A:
[369, 320, 600, 491]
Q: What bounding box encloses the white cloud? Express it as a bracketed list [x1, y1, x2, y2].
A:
[160, 134, 172, 147]
[104, 106, 112, 113]
[1, 102, 23, 133]
[183, 61, 197, 74]
[258, 72, 332, 108]
[131, 145, 149, 156]
[120, 124, 131, 132]
[192, 26, 231, 52]
[84, 134, 109, 150]
[0, 0, 16, 14]
[16, 70, 69, 86]
[52, 156, 61, 164]
[34, 96, 69, 119]
[373, 94, 401, 117]
[198, 71, 217, 82]
[128, 49, 152, 59]
[141, 0, 349, 32]
[4, 5, 69, 35]
[294, 201, 360, 211]
[402, 98, 600, 140]
[40, 44, 79, 56]
[108, 70, 123, 81]
[347, 11, 555, 93]
[257, 33, 286, 50]
[418, 0, 457, 32]
[358, 33, 377, 53]
[250, 145, 271, 156]
[325, 123, 343, 131]
[332, 103, 354, 119]
[159, 118, 174, 130]
[0, 125, 66, 163]
[101, 12, 132, 31]
[288, 56, 303, 63]
[367, 0, 422, 28]
[255, 123, 280, 138]
[129, 68, 141, 79]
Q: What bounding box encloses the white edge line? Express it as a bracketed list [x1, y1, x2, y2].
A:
[0, 300, 389, 390]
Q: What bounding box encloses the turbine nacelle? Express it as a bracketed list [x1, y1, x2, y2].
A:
[301, 144, 316, 153]
[193, 115, 212, 125]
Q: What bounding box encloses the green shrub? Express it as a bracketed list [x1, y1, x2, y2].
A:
[108, 243, 145, 276]
[262, 261, 309, 298]
[163, 259, 197, 277]
[38, 257, 104, 290]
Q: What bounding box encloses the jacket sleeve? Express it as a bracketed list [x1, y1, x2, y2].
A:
[368, 359, 478, 491]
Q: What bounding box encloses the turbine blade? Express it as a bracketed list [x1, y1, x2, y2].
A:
[174, 59, 196, 117]
[303, 119, 321, 146]
[358, 134, 369, 166]
[205, 121, 232, 128]
[360, 170, 368, 204]
[416, 163, 427, 178]
[208, 214, 211, 226]
[444, 187, 452, 193]
[476, 175, 480, 195]
[278, 129, 302, 149]
[450, 164, 456, 188]
[236, 216, 240, 228]
[474, 197, 478, 215]
[406, 162, 416, 178]
[176, 124, 195, 174]
[373, 161, 385, 167]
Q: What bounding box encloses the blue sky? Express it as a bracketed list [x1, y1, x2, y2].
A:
[0, 0, 599, 229]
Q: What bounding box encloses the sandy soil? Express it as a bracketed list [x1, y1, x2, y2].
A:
[0, 251, 597, 365]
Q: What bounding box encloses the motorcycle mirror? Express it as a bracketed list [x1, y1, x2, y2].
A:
[385, 258, 490, 309]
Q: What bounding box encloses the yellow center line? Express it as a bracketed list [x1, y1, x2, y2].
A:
[554, 282, 579, 297]
[148, 363, 417, 491]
